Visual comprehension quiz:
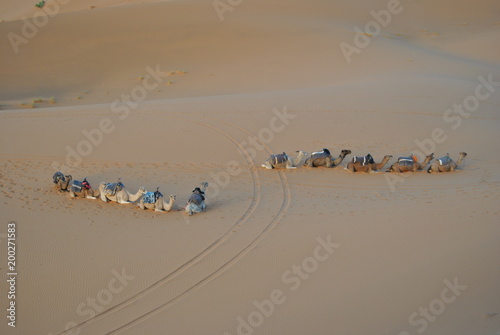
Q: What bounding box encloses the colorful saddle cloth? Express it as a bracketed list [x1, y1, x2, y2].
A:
[71, 179, 91, 193]
[143, 189, 163, 204]
[438, 155, 452, 165]
[143, 192, 156, 204]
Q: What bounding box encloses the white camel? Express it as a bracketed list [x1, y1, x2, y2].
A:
[261, 151, 307, 169]
[99, 180, 147, 204]
[138, 188, 176, 212]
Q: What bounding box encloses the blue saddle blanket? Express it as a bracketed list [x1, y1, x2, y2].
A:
[71, 181, 83, 193]
[438, 156, 452, 165]
[143, 190, 163, 204]
[143, 192, 156, 204]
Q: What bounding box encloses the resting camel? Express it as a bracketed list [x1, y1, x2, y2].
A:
[69, 178, 100, 199]
[138, 188, 176, 211]
[262, 151, 307, 169]
[427, 152, 467, 173]
[53, 172, 72, 192]
[185, 182, 208, 215]
[346, 155, 393, 173]
[387, 153, 434, 172]
[304, 149, 351, 168]
[99, 180, 147, 204]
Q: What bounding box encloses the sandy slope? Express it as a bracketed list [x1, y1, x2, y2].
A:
[1, 0, 500, 334]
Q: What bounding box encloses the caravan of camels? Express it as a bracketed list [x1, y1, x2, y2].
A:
[53, 149, 467, 215]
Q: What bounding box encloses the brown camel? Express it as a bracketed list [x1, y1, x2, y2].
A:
[53, 172, 72, 192]
[69, 179, 100, 199]
[427, 152, 467, 173]
[304, 149, 351, 168]
[387, 153, 434, 172]
[346, 155, 393, 173]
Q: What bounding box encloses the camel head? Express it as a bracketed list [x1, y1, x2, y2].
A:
[423, 153, 435, 164]
[169, 194, 176, 200]
[340, 149, 351, 156]
[384, 155, 393, 160]
[459, 152, 467, 158]
[138, 187, 147, 194]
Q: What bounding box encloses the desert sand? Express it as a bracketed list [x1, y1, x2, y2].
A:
[1, 0, 499, 334]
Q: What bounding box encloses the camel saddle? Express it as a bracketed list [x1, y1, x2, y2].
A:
[143, 192, 156, 204]
[272, 153, 288, 165]
[438, 155, 452, 165]
[397, 155, 417, 166]
[188, 193, 204, 206]
[352, 154, 374, 166]
[311, 149, 331, 159]
[144, 189, 163, 204]
[104, 181, 124, 196]
[71, 180, 83, 193]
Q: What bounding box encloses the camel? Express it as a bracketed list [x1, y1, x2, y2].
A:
[304, 149, 351, 168]
[427, 152, 467, 173]
[53, 172, 72, 192]
[346, 155, 393, 173]
[98, 180, 147, 204]
[69, 178, 100, 199]
[261, 151, 307, 169]
[185, 182, 208, 215]
[138, 188, 176, 211]
[387, 153, 434, 172]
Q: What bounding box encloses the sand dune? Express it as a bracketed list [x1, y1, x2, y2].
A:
[1, 0, 499, 334]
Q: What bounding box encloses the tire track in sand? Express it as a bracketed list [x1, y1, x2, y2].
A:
[99, 119, 291, 334]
